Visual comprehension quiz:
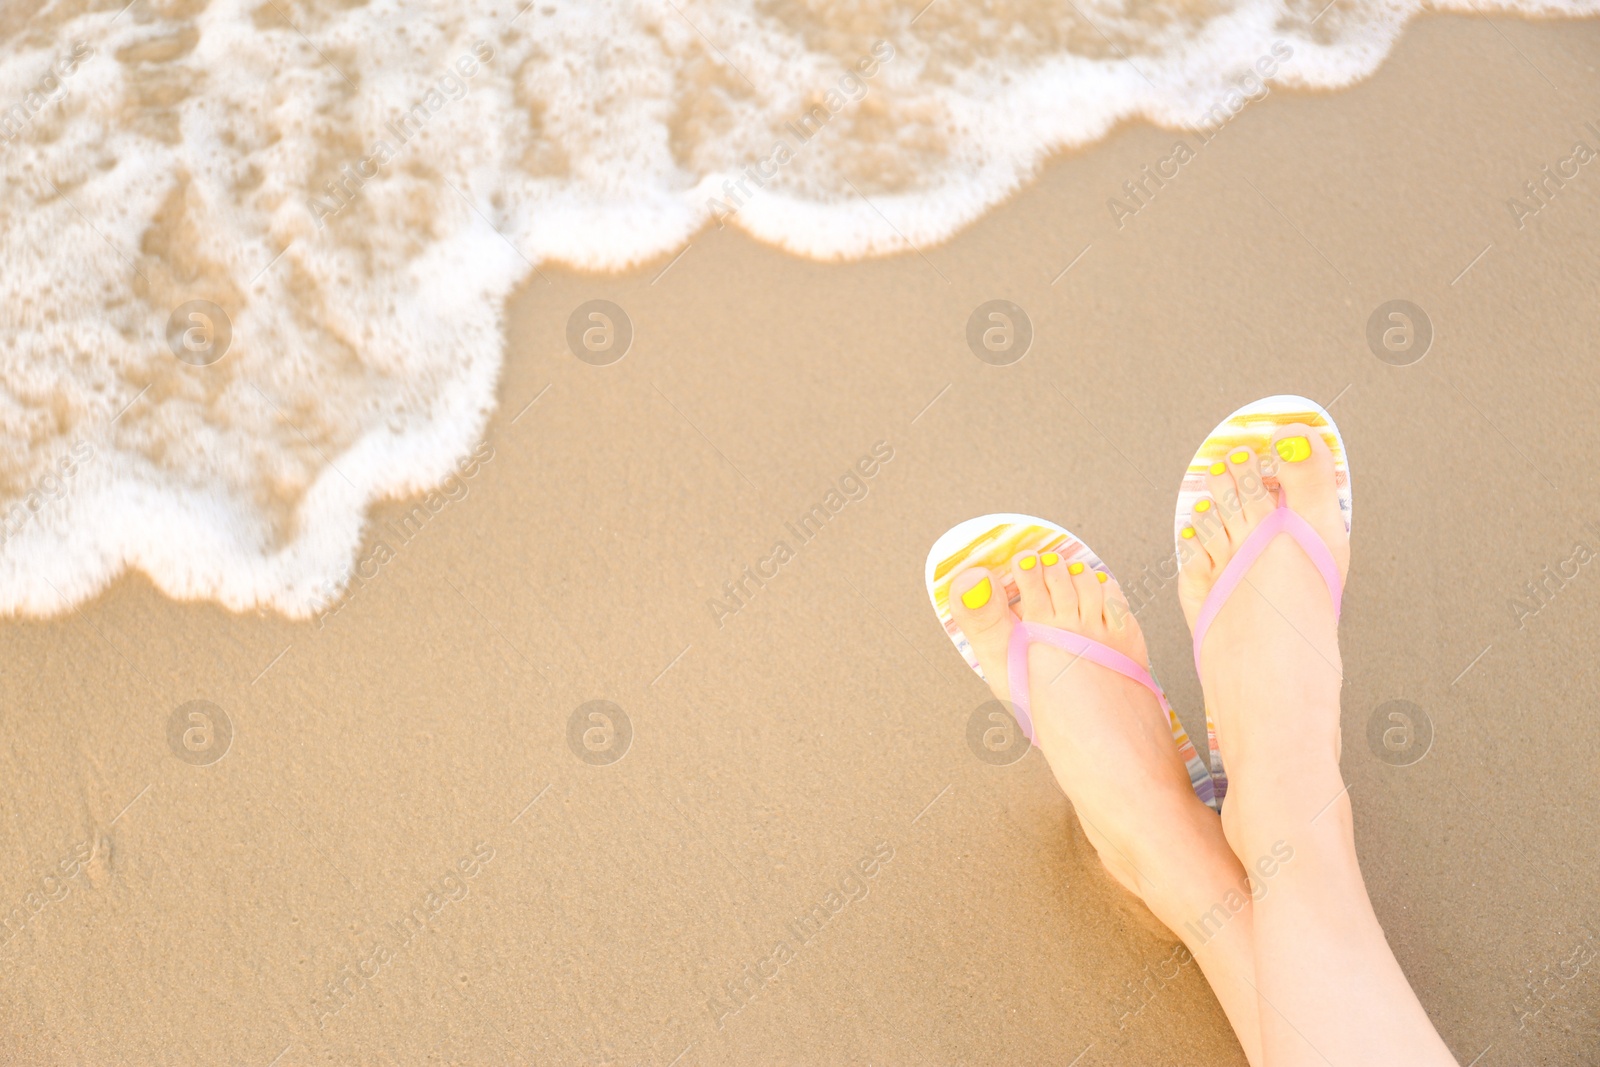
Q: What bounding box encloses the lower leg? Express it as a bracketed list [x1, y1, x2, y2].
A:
[1227, 730, 1456, 1066]
[1127, 809, 1264, 1066]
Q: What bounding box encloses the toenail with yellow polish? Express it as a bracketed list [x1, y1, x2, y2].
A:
[1068, 561, 1085, 575]
[1195, 499, 1212, 513]
[1096, 571, 1108, 583]
[960, 578, 991, 609]
[1019, 556, 1037, 571]
[1041, 552, 1060, 566]
[1229, 449, 1250, 464]
[1209, 461, 1227, 476]
[1181, 526, 1196, 539]
[1274, 435, 1311, 463]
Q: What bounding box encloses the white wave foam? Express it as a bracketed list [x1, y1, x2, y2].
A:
[0, 0, 1591, 616]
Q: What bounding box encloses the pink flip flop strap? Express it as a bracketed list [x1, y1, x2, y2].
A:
[1191, 501, 1344, 680]
[1006, 620, 1173, 745]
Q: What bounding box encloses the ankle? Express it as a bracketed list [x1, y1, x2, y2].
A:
[1216, 695, 1342, 784]
[1148, 858, 1253, 947]
[1223, 764, 1355, 863]
[1133, 804, 1249, 927]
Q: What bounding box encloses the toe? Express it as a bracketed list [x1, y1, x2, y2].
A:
[1189, 497, 1230, 572]
[1012, 551, 1052, 622]
[1100, 570, 1133, 633]
[1270, 424, 1334, 510]
[1068, 559, 1102, 627]
[1178, 520, 1218, 629]
[1178, 519, 1203, 565]
[1269, 423, 1350, 573]
[1229, 445, 1276, 524]
[950, 567, 1017, 699]
[1205, 458, 1249, 545]
[1041, 549, 1079, 623]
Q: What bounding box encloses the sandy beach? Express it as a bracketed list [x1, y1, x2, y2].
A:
[2, 13, 1598, 1065]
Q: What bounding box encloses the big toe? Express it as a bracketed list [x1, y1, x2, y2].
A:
[1269, 423, 1349, 573]
[949, 567, 1017, 700]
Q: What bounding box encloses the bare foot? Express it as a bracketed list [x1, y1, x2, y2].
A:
[948, 550, 1236, 915]
[1177, 427, 1350, 760]
[1176, 424, 1350, 842]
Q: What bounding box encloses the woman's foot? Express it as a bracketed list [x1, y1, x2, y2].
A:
[1176, 424, 1350, 798]
[948, 551, 1237, 917]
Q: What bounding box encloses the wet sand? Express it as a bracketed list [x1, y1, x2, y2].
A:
[2, 14, 1598, 1065]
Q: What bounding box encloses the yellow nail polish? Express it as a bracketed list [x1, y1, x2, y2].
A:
[1209, 462, 1227, 476]
[1041, 552, 1059, 566]
[1229, 449, 1250, 464]
[1195, 499, 1211, 513]
[1096, 571, 1108, 584]
[960, 578, 991, 610]
[1181, 526, 1196, 539]
[1274, 435, 1311, 463]
[1068, 561, 1085, 575]
[1019, 556, 1036, 571]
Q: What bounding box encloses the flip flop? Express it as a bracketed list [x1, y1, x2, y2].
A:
[926, 513, 1217, 811]
[1174, 394, 1353, 806]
